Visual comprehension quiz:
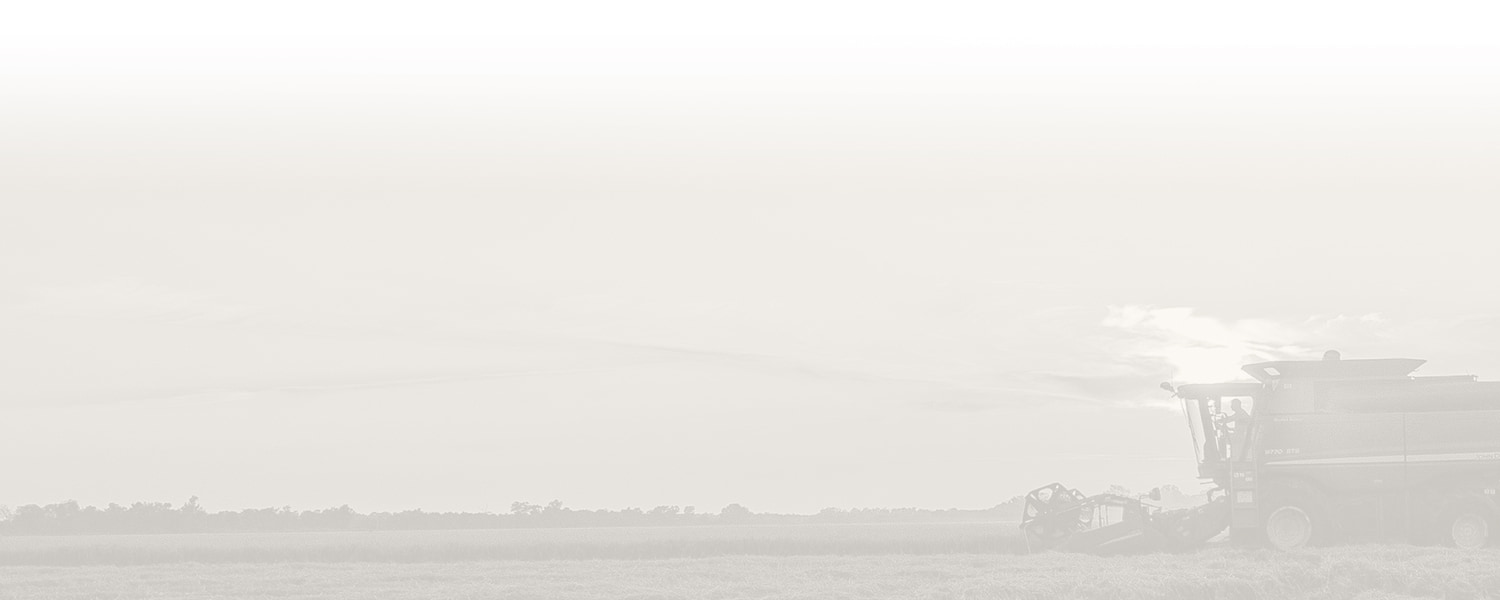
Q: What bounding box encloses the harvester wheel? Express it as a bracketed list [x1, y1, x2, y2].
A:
[1262, 487, 1327, 551]
[1265, 506, 1313, 550]
[1438, 499, 1493, 550]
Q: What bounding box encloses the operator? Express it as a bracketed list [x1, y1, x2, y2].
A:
[1226, 398, 1251, 426]
[1222, 398, 1252, 459]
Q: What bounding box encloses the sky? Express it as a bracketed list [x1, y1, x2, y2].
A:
[4, 1, 1500, 514]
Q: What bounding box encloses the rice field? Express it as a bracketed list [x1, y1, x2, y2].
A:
[4, 547, 1499, 599]
[0, 522, 1022, 564]
[1, 527, 1498, 599]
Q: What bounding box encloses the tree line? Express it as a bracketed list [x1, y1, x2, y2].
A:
[0, 485, 1204, 535]
[0, 498, 1018, 535]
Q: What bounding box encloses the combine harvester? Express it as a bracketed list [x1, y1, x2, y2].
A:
[1022, 353, 1500, 553]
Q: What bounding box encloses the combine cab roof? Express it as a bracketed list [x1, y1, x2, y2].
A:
[1241, 358, 1426, 383]
[1176, 382, 1263, 399]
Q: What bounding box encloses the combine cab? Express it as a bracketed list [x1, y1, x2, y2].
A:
[1020, 482, 1228, 554]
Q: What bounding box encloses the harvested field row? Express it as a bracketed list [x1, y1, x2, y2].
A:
[3, 547, 1498, 600]
[0, 523, 1023, 565]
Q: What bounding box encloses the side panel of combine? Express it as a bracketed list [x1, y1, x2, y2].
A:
[1406, 411, 1500, 484]
[1257, 413, 1406, 490]
[1249, 406, 1500, 545]
[1246, 412, 1406, 546]
[1405, 410, 1500, 545]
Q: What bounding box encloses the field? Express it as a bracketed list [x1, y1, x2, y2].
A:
[2, 525, 1499, 599]
[0, 523, 1022, 564]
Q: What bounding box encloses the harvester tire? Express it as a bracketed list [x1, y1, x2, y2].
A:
[1438, 498, 1494, 550]
[1262, 486, 1329, 551]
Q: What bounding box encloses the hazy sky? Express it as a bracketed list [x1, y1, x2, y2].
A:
[5, 1, 1500, 514]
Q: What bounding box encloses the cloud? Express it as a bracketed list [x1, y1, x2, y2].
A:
[1024, 371, 1174, 409]
[1101, 305, 1390, 383]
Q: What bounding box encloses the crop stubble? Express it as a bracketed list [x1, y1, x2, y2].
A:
[1, 526, 1497, 599]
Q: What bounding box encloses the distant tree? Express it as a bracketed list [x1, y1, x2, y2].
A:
[51, 500, 81, 519]
[10, 505, 45, 533]
[991, 495, 1026, 520]
[719, 503, 752, 521]
[510, 501, 542, 516]
[648, 506, 680, 521]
